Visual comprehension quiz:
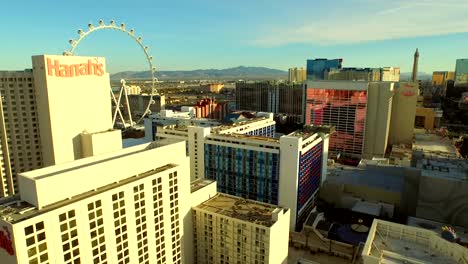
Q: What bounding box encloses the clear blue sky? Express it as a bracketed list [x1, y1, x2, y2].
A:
[1, 0, 468, 73]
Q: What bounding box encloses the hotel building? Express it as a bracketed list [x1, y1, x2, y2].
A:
[305, 81, 418, 159]
[155, 113, 332, 231]
[0, 55, 124, 198]
[288, 67, 306, 83]
[0, 71, 43, 197]
[193, 193, 290, 264]
[235, 82, 304, 123]
[0, 141, 191, 264]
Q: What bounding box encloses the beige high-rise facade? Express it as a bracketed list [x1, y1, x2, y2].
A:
[0, 141, 191, 264]
[0, 55, 124, 198]
[288, 67, 306, 83]
[32, 55, 122, 166]
[0, 71, 43, 197]
[193, 193, 290, 264]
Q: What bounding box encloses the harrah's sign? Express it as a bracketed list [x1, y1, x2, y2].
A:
[0, 226, 14, 256]
[47, 58, 104, 77]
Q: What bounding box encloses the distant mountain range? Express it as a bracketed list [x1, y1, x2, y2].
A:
[111, 66, 288, 80]
[111, 67, 432, 81]
[400, 72, 432, 81]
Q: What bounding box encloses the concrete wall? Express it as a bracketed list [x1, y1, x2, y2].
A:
[416, 176, 468, 228]
[184, 182, 217, 264]
[80, 130, 122, 158]
[279, 136, 300, 231]
[363, 82, 394, 159]
[268, 208, 290, 264]
[187, 126, 210, 181]
[388, 82, 418, 145]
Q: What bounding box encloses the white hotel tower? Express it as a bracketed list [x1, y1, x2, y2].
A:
[0, 141, 190, 264]
[0, 54, 191, 264]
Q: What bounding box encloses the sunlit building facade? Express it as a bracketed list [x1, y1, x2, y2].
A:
[155, 115, 331, 231]
[288, 67, 306, 83]
[193, 193, 290, 264]
[0, 71, 43, 197]
[0, 141, 191, 264]
[305, 81, 416, 159]
[305, 85, 368, 156]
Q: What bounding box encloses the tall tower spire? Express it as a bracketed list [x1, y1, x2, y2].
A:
[412, 48, 419, 82]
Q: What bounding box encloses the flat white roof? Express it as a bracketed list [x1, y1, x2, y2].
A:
[362, 219, 468, 264]
[18, 141, 186, 209]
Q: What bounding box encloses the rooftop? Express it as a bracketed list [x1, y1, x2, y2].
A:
[362, 219, 468, 264]
[326, 163, 405, 193]
[195, 193, 287, 227]
[288, 125, 335, 140]
[190, 179, 215, 193]
[0, 164, 176, 224]
[417, 156, 468, 181]
[207, 133, 280, 144]
[407, 216, 468, 244]
[15, 141, 186, 210]
[212, 115, 273, 134]
[413, 128, 460, 157]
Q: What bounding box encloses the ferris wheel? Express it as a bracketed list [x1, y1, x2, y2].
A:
[63, 19, 158, 129]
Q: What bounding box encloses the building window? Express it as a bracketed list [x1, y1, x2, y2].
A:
[134, 183, 149, 264]
[152, 177, 166, 263]
[24, 222, 49, 264]
[88, 200, 106, 263]
[59, 210, 80, 264]
[112, 191, 130, 264]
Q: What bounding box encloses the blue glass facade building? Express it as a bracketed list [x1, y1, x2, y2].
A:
[455, 59, 468, 87]
[295, 142, 323, 229]
[204, 144, 280, 204]
[306, 58, 343, 80]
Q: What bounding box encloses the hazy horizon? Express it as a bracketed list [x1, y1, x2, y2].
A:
[1, 0, 468, 74]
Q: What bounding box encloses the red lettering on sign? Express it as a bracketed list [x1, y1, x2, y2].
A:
[0, 226, 14, 256]
[402, 90, 415, 97]
[47, 58, 104, 77]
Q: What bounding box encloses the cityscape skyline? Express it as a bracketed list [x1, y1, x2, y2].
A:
[1, 0, 468, 74]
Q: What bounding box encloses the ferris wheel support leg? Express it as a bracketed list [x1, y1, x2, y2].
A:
[111, 88, 120, 126]
[122, 84, 134, 127]
[112, 87, 125, 128]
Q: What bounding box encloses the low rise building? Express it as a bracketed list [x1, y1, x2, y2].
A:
[126, 94, 165, 117]
[415, 107, 443, 129]
[200, 83, 224, 93]
[192, 98, 228, 120]
[362, 219, 468, 264]
[193, 193, 290, 264]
